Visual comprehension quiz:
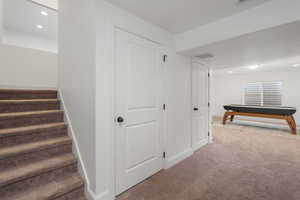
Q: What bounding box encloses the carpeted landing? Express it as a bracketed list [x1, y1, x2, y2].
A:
[0, 89, 87, 200]
[117, 123, 300, 200]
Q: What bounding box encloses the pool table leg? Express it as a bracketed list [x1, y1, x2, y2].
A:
[230, 115, 235, 122]
[223, 112, 229, 125]
[286, 116, 297, 135]
[290, 116, 297, 135]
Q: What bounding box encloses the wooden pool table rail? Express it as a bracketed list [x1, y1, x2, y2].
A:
[223, 111, 297, 135]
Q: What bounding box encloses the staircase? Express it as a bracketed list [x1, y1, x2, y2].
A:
[0, 89, 86, 200]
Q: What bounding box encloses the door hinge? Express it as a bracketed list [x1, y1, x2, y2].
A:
[208, 102, 210, 107]
[208, 131, 210, 136]
[163, 55, 167, 63]
[163, 152, 166, 159]
[163, 104, 166, 110]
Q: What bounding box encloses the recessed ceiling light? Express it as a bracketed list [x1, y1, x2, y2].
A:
[41, 11, 48, 16]
[36, 24, 43, 29]
[248, 65, 259, 70]
[228, 71, 233, 74]
[292, 64, 300, 67]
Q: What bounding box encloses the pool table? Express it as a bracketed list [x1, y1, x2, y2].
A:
[223, 104, 297, 135]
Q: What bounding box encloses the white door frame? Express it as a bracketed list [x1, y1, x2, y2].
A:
[208, 68, 213, 143]
[113, 27, 167, 197]
[191, 59, 213, 146]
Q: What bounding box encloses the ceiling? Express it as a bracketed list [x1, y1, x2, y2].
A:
[2, 0, 269, 41]
[212, 56, 300, 75]
[106, 0, 270, 33]
[29, 0, 58, 11]
[183, 20, 300, 70]
[3, 0, 57, 40]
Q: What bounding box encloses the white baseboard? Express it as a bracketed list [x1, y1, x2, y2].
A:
[192, 138, 209, 152]
[209, 135, 213, 144]
[165, 148, 193, 169]
[87, 189, 111, 200]
[58, 90, 94, 199]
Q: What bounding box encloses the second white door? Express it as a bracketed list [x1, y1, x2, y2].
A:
[192, 62, 210, 151]
[115, 29, 163, 195]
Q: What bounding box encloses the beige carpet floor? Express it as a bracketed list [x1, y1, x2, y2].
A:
[117, 123, 300, 200]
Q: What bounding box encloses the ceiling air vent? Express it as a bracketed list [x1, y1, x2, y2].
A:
[195, 53, 214, 59]
[239, 0, 251, 3]
[237, 0, 256, 4]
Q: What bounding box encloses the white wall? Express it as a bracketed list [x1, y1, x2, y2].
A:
[0, 0, 57, 89]
[0, 44, 57, 88]
[2, 28, 57, 53]
[0, 0, 2, 40]
[58, 0, 96, 195]
[211, 68, 300, 128]
[58, 1, 192, 199]
[94, 1, 192, 199]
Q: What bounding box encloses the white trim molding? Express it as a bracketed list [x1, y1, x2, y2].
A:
[165, 148, 193, 169]
[193, 138, 209, 152]
[58, 90, 94, 199]
[86, 190, 110, 200]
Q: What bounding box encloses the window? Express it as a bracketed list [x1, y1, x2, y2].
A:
[245, 81, 282, 106]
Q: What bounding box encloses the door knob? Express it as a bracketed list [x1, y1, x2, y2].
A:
[193, 108, 199, 111]
[117, 116, 124, 123]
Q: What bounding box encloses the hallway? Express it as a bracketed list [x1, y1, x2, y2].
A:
[117, 124, 300, 200]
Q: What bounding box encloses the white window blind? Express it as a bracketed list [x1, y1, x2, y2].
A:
[245, 81, 282, 106]
[245, 82, 262, 106]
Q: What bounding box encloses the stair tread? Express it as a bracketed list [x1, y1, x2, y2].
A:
[0, 122, 67, 138]
[0, 99, 59, 104]
[0, 136, 72, 159]
[0, 153, 77, 187]
[0, 89, 57, 94]
[0, 110, 64, 119]
[6, 173, 84, 200]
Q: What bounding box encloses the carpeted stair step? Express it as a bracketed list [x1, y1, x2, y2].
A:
[0, 123, 68, 147]
[0, 88, 87, 199]
[0, 89, 57, 100]
[0, 110, 64, 129]
[0, 144, 73, 171]
[0, 153, 77, 187]
[0, 99, 60, 113]
[2, 173, 84, 200]
[55, 187, 87, 200]
[0, 136, 72, 160]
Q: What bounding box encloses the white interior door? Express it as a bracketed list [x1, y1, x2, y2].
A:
[115, 29, 163, 195]
[192, 62, 210, 151]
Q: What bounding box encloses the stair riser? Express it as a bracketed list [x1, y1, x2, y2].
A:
[0, 93, 57, 100]
[0, 102, 60, 113]
[0, 144, 72, 171]
[1, 164, 78, 199]
[0, 127, 67, 147]
[55, 187, 86, 200]
[0, 113, 64, 129]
